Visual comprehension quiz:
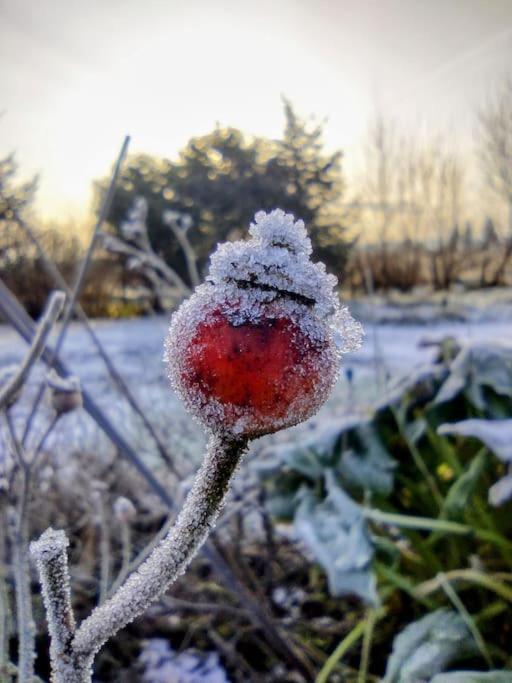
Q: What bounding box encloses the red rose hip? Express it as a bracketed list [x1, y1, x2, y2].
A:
[165, 210, 362, 437]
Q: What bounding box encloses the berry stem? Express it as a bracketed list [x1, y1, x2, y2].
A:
[31, 433, 249, 681]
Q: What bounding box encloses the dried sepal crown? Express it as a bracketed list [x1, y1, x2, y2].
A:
[207, 209, 340, 319]
[46, 370, 82, 415]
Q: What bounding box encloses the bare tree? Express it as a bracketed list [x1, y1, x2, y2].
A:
[478, 77, 512, 233]
[357, 116, 466, 291]
[360, 115, 399, 288]
[423, 145, 465, 290]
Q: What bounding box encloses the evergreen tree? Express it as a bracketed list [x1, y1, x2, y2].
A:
[99, 101, 352, 285]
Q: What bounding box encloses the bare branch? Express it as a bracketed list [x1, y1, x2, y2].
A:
[31, 434, 249, 681]
[0, 290, 65, 410]
[30, 529, 81, 682]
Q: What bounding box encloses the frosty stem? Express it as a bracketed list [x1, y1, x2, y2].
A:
[30, 530, 79, 682]
[0, 290, 65, 410]
[31, 432, 248, 682]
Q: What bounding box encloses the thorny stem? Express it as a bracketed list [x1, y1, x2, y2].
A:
[31, 433, 249, 682]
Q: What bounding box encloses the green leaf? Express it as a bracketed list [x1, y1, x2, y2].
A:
[489, 474, 512, 507]
[338, 424, 396, 495]
[259, 416, 361, 480]
[435, 344, 512, 409]
[438, 420, 512, 464]
[441, 452, 487, 520]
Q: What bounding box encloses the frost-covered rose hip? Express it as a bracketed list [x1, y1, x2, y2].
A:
[165, 210, 362, 437]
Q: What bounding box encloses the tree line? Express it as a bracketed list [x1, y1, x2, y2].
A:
[2, 79, 512, 316]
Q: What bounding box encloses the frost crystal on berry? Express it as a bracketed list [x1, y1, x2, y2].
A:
[164, 209, 362, 437]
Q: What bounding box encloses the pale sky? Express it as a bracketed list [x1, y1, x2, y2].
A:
[1, 0, 511, 222]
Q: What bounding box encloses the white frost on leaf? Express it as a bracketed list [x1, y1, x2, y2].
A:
[438, 419, 512, 506]
[489, 473, 512, 507]
[438, 419, 512, 463]
[139, 638, 230, 683]
[384, 609, 477, 683]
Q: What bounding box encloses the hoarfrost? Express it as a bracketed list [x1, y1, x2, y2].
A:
[113, 496, 137, 523]
[139, 638, 230, 683]
[384, 609, 477, 683]
[164, 209, 362, 436]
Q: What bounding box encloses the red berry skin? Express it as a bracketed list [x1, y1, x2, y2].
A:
[178, 306, 337, 437]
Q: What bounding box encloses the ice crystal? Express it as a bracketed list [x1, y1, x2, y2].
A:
[208, 208, 341, 320]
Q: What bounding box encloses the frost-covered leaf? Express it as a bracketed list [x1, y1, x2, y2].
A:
[431, 673, 512, 683]
[260, 417, 352, 479]
[257, 416, 365, 517]
[294, 470, 377, 604]
[338, 424, 396, 495]
[260, 416, 396, 497]
[441, 452, 486, 520]
[489, 474, 512, 507]
[384, 609, 477, 683]
[139, 638, 230, 683]
[438, 420, 512, 463]
[435, 344, 512, 409]
[376, 364, 448, 416]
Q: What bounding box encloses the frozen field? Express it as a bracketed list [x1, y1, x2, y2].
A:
[1, 306, 512, 468]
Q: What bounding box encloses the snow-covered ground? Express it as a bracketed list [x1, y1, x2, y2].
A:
[1, 307, 512, 467]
